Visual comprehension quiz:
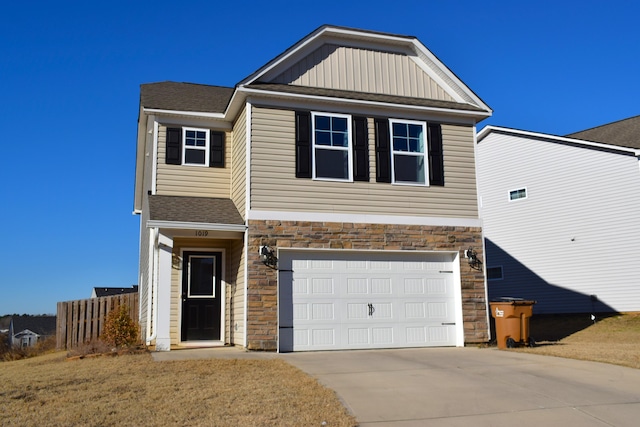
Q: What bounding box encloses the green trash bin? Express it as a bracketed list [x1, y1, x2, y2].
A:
[490, 298, 536, 349]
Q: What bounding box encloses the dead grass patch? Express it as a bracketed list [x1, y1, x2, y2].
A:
[516, 312, 640, 369]
[0, 352, 356, 426]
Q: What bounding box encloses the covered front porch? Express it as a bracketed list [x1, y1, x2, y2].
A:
[145, 195, 246, 351]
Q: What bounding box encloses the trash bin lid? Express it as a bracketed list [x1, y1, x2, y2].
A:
[491, 297, 537, 305]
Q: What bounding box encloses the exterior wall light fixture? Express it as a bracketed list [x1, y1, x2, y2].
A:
[465, 247, 483, 271]
[260, 245, 278, 269]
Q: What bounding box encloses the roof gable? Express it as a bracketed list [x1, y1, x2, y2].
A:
[267, 43, 456, 102]
[10, 316, 56, 336]
[239, 25, 490, 114]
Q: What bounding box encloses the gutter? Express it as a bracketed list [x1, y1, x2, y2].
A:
[146, 220, 247, 232]
[237, 86, 492, 120]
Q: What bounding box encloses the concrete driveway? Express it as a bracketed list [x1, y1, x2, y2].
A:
[281, 347, 640, 426]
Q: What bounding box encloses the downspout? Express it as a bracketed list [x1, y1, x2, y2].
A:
[146, 227, 160, 345]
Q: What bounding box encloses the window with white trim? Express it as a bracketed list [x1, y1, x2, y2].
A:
[183, 127, 210, 166]
[312, 112, 352, 181]
[390, 119, 427, 185]
[509, 188, 527, 201]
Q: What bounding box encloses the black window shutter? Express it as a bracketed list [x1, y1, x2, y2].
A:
[374, 118, 391, 183]
[352, 116, 369, 182]
[427, 123, 444, 186]
[166, 127, 182, 165]
[210, 131, 225, 168]
[295, 111, 312, 178]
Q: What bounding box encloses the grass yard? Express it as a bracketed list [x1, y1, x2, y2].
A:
[0, 352, 357, 427]
[516, 312, 640, 369]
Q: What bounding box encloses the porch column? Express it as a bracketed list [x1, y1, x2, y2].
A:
[156, 232, 173, 351]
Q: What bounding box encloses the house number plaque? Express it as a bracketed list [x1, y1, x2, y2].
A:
[195, 230, 209, 237]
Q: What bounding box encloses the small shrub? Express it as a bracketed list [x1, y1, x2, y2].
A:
[102, 305, 139, 348]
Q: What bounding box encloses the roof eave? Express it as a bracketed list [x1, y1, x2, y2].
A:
[477, 125, 640, 155]
[146, 220, 247, 232]
[238, 86, 491, 120]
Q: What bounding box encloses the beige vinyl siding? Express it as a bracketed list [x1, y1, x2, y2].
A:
[137, 206, 150, 338]
[228, 239, 245, 345]
[169, 238, 241, 345]
[271, 44, 455, 102]
[250, 106, 478, 218]
[156, 125, 231, 198]
[231, 106, 247, 218]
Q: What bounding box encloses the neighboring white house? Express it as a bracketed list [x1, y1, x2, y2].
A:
[476, 116, 640, 314]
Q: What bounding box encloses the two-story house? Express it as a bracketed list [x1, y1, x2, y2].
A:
[133, 25, 492, 352]
[477, 116, 640, 314]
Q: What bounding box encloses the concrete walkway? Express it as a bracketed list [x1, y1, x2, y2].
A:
[153, 346, 640, 426]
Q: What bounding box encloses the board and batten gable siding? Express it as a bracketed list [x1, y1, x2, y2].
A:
[156, 125, 232, 198]
[231, 106, 247, 218]
[250, 106, 478, 218]
[477, 131, 640, 313]
[271, 44, 456, 102]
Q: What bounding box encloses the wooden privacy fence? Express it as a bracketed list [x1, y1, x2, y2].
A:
[56, 293, 139, 350]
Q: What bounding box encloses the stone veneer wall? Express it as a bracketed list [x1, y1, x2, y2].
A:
[246, 220, 488, 350]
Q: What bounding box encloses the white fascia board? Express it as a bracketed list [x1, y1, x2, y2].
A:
[410, 39, 491, 112]
[143, 107, 226, 120]
[248, 209, 481, 228]
[238, 87, 491, 121]
[146, 220, 247, 232]
[478, 125, 639, 155]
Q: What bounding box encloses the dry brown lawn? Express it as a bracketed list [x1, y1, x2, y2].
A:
[516, 312, 640, 369]
[0, 352, 357, 427]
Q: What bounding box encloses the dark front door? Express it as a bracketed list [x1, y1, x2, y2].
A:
[181, 251, 222, 341]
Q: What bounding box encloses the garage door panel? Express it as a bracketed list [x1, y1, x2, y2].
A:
[279, 251, 460, 351]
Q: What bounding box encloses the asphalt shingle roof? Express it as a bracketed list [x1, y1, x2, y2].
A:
[140, 82, 234, 114]
[93, 286, 138, 297]
[148, 195, 244, 225]
[11, 316, 56, 336]
[567, 115, 640, 149]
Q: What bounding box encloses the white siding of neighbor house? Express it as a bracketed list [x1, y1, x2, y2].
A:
[477, 131, 640, 313]
[250, 106, 479, 218]
[271, 44, 455, 102]
[156, 125, 232, 198]
[231, 106, 247, 218]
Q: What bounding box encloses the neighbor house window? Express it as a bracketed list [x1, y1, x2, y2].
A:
[509, 188, 527, 201]
[312, 112, 352, 181]
[183, 127, 210, 166]
[390, 119, 427, 185]
[487, 266, 503, 280]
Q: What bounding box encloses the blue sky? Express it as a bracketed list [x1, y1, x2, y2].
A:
[1, 1, 639, 315]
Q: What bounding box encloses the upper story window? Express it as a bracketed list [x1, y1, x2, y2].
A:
[165, 127, 225, 168]
[183, 128, 210, 166]
[390, 119, 427, 185]
[509, 188, 527, 201]
[312, 112, 352, 181]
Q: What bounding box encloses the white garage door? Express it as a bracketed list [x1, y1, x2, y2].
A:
[278, 251, 461, 352]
